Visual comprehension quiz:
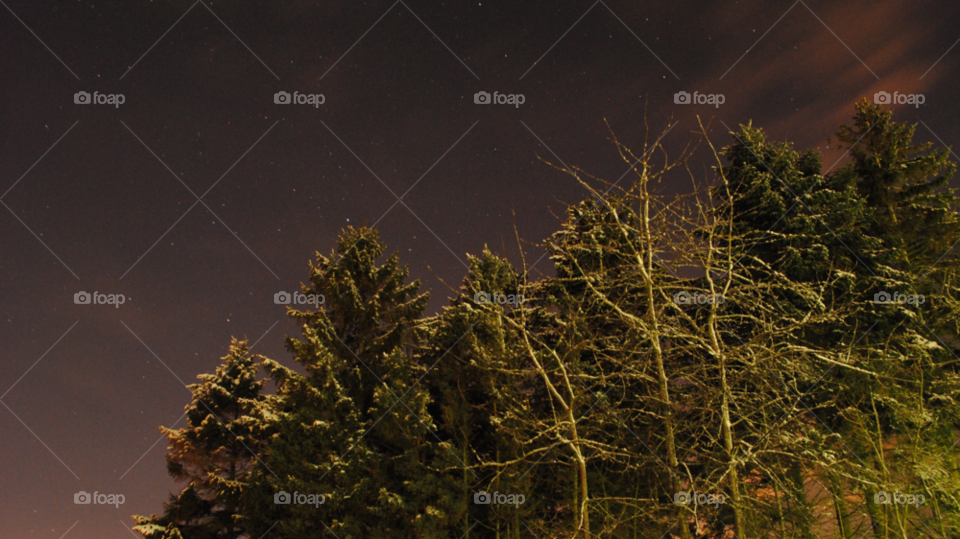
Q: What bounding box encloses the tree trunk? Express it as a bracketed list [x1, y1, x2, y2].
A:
[828, 472, 852, 539]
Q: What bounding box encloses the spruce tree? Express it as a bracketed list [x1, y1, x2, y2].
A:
[835, 100, 960, 269]
[719, 103, 960, 538]
[242, 227, 445, 538]
[133, 106, 960, 539]
[423, 249, 537, 539]
[133, 339, 268, 539]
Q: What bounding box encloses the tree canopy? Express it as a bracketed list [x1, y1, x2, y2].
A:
[135, 102, 960, 539]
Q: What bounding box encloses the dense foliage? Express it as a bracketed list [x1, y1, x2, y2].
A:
[135, 102, 960, 539]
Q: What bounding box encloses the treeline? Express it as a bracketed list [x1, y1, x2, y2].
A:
[134, 101, 960, 539]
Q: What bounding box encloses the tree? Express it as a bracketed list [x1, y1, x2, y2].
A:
[137, 105, 960, 539]
[242, 227, 451, 539]
[720, 102, 960, 538]
[133, 339, 268, 539]
[421, 248, 534, 539]
[835, 100, 959, 270]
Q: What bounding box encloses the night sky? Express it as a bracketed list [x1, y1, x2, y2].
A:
[2, 1, 959, 537]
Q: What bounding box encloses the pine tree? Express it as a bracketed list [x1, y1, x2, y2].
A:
[133, 339, 268, 539]
[835, 99, 960, 270]
[133, 106, 960, 539]
[720, 103, 960, 538]
[242, 227, 446, 538]
[422, 248, 537, 539]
